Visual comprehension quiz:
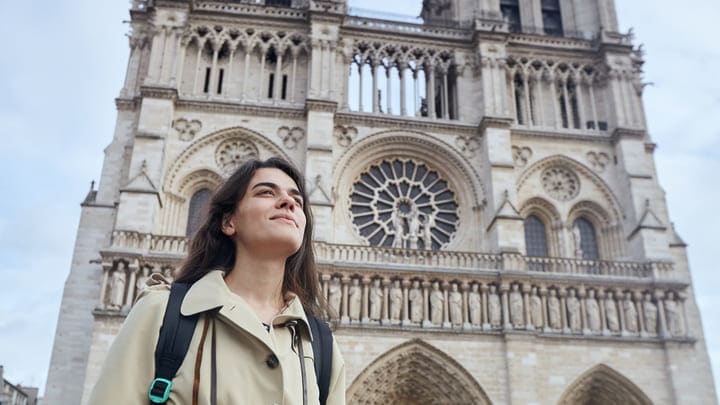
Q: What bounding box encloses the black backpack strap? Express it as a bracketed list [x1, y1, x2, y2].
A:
[149, 282, 199, 404]
[307, 315, 333, 405]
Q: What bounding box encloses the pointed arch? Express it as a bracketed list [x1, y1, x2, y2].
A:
[347, 339, 492, 405]
[558, 364, 653, 405]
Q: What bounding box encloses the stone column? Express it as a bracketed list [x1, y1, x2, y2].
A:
[481, 283, 490, 330]
[655, 290, 668, 338]
[598, 290, 608, 335]
[442, 281, 451, 328]
[427, 64, 436, 118]
[579, 287, 588, 334]
[422, 281, 432, 327]
[399, 62, 407, 116]
[341, 276, 350, 324]
[361, 277, 370, 323]
[540, 286, 550, 333]
[371, 60, 379, 113]
[559, 288, 569, 333]
[402, 279, 411, 326]
[501, 283, 511, 330]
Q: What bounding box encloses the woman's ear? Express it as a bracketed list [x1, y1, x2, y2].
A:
[221, 214, 236, 236]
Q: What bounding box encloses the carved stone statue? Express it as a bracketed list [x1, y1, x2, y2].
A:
[389, 280, 402, 322]
[547, 289, 561, 329]
[348, 278, 362, 321]
[429, 282, 444, 325]
[420, 213, 435, 250]
[409, 280, 424, 323]
[665, 292, 684, 336]
[566, 289, 581, 332]
[586, 290, 601, 332]
[468, 284, 481, 326]
[369, 279, 383, 321]
[488, 285, 501, 327]
[623, 293, 639, 333]
[449, 283, 462, 325]
[109, 263, 127, 309]
[605, 291, 619, 332]
[643, 293, 658, 334]
[328, 277, 342, 319]
[571, 223, 583, 259]
[529, 287, 543, 329]
[509, 284, 524, 327]
[135, 266, 151, 296]
[391, 210, 404, 249]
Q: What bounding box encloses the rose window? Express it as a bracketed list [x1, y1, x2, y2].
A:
[541, 166, 579, 201]
[349, 159, 460, 250]
[215, 139, 259, 175]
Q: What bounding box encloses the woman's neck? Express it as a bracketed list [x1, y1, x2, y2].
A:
[224, 251, 287, 324]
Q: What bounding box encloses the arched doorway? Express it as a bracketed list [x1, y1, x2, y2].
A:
[558, 364, 653, 405]
[347, 339, 492, 405]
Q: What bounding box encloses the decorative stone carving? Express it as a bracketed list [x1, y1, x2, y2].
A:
[215, 139, 259, 175]
[430, 282, 444, 325]
[547, 289, 561, 329]
[623, 292, 639, 333]
[369, 279, 383, 321]
[586, 290, 601, 332]
[172, 118, 202, 141]
[350, 159, 459, 250]
[328, 277, 342, 319]
[605, 291, 620, 332]
[643, 293, 658, 334]
[348, 278, 362, 321]
[509, 284, 523, 327]
[567, 289, 581, 332]
[511, 146, 532, 167]
[586, 151, 610, 172]
[109, 263, 128, 310]
[409, 280, 424, 323]
[389, 280, 402, 322]
[135, 266, 151, 296]
[529, 287, 543, 329]
[665, 292, 684, 336]
[449, 283, 462, 325]
[488, 285, 501, 327]
[541, 166, 580, 201]
[468, 284, 481, 326]
[455, 136, 480, 157]
[333, 125, 357, 147]
[277, 126, 305, 149]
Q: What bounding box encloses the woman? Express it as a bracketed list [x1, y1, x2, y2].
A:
[89, 157, 346, 404]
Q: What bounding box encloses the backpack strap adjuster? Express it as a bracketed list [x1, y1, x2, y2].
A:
[148, 377, 173, 403]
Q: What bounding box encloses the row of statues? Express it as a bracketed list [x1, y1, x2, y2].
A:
[100, 262, 686, 338]
[102, 263, 174, 310]
[325, 276, 687, 337]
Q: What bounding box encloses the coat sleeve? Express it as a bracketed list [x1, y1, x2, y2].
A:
[325, 337, 347, 405]
[87, 287, 169, 404]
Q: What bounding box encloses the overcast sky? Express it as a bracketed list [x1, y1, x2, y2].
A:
[0, 0, 717, 399]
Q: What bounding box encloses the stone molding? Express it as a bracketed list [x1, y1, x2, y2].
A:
[175, 99, 305, 119]
[335, 112, 478, 136]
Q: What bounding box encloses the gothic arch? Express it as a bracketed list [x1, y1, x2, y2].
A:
[347, 339, 492, 405]
[516, 154, 623, 224]
[519, 197, 562, 257]
[163, 126, 291, 195]
[558, 364, 653, 405]
[333, 130, 486, 250]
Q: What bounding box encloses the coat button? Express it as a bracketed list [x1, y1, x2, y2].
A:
[265, 354, 279, 369]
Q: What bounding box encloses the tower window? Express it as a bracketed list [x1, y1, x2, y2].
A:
[574, 217, 599, 259]
[500, 0, 521, 33]
[524, 215, 549, 257]
[281, 74, 288, 100]
[187, 188, 212, 237]
[217, 68, 224, 94]
[541, 0, 563, 36]
[268, 73, 275, 98]
[203, 67, 211, 93]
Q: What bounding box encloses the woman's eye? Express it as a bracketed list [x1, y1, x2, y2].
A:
[294, 198, 303, 206]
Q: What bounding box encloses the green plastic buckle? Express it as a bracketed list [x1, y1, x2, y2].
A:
[148, 378, 172, 403]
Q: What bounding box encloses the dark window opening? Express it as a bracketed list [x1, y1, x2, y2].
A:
[514, 74, 525, 124]
[217, 68, 224, 94]
[268, 73, 275, 98]
[281, 74, 288, 100]
[541, 0, 563, 36]
[187, 188, 212, 237]
[203, 67, 211, 93]
[266, 0, 291, 6]
[500, 0, 521, 33]
[559, 94, 569, 128]
[574, 217, 599, 260]
[525, 215, 549, 257]
[598, 121, 608, 131]
[586, 121, 596, 130]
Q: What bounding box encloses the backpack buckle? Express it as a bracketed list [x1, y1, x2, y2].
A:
[148, 378, 172, 403]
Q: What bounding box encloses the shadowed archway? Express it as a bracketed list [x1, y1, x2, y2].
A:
[558, 364, 653, 405]
[347, 339, 492, 405]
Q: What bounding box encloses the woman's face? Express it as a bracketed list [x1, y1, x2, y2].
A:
[222, 168, 307, 258]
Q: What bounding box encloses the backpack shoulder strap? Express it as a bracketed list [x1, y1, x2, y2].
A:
[149, 282, 199, 404]
[307, 314, 333, 405]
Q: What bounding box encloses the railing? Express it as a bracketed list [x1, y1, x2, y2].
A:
[507, 24, 596, 41]
[109, 231, 674, 279]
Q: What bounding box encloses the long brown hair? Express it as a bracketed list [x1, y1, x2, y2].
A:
[176, 157, 326, 317]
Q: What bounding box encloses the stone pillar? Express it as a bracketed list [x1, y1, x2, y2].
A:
[341, 276, 350, 324]
[361, 277, 370, 323]
[501, 283, 511, 330]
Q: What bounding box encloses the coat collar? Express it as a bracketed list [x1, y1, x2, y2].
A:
[180, 270, 314, 342]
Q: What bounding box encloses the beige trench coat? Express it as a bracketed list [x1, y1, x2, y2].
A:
[89, 270, 346, 405]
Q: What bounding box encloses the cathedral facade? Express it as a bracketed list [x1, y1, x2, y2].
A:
[45, 0, 717, 403]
